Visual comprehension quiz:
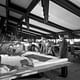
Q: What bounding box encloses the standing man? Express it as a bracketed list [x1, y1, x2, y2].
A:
[59, 35, 68, 77]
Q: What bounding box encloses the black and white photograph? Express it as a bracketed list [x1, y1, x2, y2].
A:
[0, 0, 80, 80]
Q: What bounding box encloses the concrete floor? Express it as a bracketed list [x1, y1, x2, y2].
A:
[45, 63, 80, 80]
[44, 54, 80, 80]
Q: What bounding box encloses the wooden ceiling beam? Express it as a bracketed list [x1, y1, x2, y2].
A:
[20, 0, 40, 20]
[19, 30, 41, 37]
[17, 30, 41, 39]
[5, 16, 55, 37]
[9, 16, 20, 22]
[51, 0, 80, 17]
[0, 1, 72, 33]
[8, 1, 26, 13]
[8, 22, 52, 38]
[19, 0, 40, 31]
[0, 3, 24, 15]
[29, 13, 72, 32]
[8, 22, 41, 38]
[23, 27, 46, 35]
[22, 27, 52, 38]
[22, 22, 56, 35]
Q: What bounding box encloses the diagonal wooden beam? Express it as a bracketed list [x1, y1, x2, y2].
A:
[22, 27, 52, 38]
[0, 3, 24, 15]
[8, 21, 52, 38]
[29, 13, 72, 32]
[9, 16, 20, 22]
[20, 0, 40, 29]
[8, 22, 41, 37]
[51, 0, 80, 17]
[0, 1, 72, 32]
[8, 0, 40, 31]
[4, 14, 57, 36]
[23, 27, 46, 35]
[8, 21, 17, 27]
[0, 14, 20, 23]
[30, 24, 56, 35]
[22, 22, 56, 35]
[17, 30, 41, 38]
[29, 13, 80, 38]
[21, 31, 52, 39]
[8, 1, 26, 13]
[0, 15, 55, 37]
[20, 0, 40, 19]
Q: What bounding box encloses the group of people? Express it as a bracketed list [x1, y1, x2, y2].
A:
[26, 38, 57, 57]
[0, 33, 68, 77]
[0, 29, 23, 42]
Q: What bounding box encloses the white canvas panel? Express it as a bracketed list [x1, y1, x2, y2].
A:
[31, 1, 80, 30]
[49, 1, 80, 30]
[30, 19, 63, 32]
[30, 27, 50, 34]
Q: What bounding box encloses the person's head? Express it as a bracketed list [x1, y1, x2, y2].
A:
[59, 34, 64, 40]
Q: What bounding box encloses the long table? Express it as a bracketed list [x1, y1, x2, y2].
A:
[0, 52, 70, 80]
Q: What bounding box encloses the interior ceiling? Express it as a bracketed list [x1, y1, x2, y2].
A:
[0, 6, 6, 17]
[8, 20, 17, 24]
[0, 0, 6, 5]
[69, 0, 80, 7]
[29, 27, 50, 34]
[31, 1, 80, 30]
[29, 19, 63, 32]
[0, 0, 80, 38]
[9, 11, 22, 18]
[22, 24, 50, 34]
[11, 0, 33, 9]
